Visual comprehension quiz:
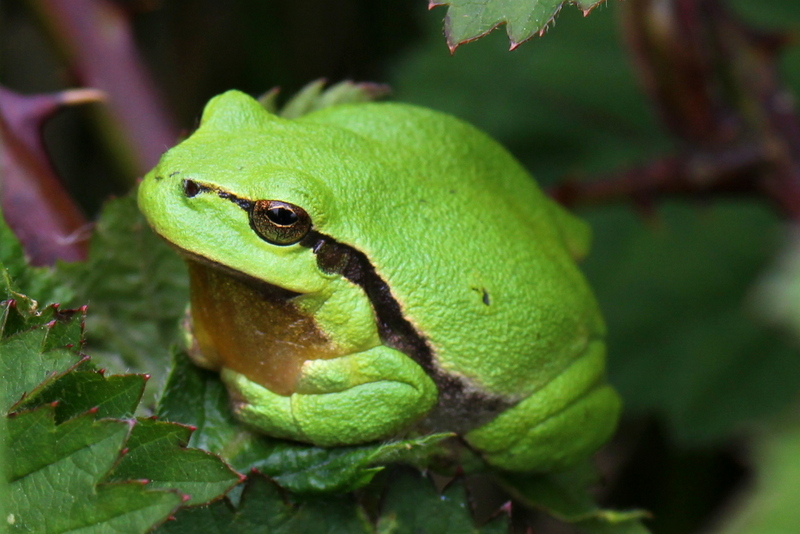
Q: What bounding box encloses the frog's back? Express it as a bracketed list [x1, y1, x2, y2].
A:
[302, 103, 603, 400]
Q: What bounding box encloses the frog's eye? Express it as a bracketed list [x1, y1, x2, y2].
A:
[249, 200, 311, 246]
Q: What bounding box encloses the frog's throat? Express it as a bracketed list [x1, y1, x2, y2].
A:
[183, 251, 341, 397]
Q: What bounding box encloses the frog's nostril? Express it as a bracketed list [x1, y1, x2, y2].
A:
[183, 179, 201, 198]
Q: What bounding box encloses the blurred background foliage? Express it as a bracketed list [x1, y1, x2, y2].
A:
[2, 0, 800, 532]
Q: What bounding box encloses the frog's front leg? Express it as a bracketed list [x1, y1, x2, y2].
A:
[221, 345, 438, 446]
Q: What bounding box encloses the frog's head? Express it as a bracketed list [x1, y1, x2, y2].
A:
[138, 90, 350, 295]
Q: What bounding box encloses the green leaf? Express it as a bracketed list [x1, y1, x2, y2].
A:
[56, 194, 189, 393]
[4, 405, 184, 533]
[584, 203, 797, 443]
[157, 350, 452, 494]
[0, 202, 75, 306]
[18, 371, 147, 423]
[274, 79, 390, 119]
[432, 0, 604, 51]
[1, 298, 86, 414]
[498, 461, 650, 533]
[712, 416, 800, 534]
[154, 474, 371, 534]
[751, 230, 800, 343]
[377, 469, 509, 533]
[106, 418, 242, 506]
[3, 236, 241, 531]
[0, 405, 7, 529]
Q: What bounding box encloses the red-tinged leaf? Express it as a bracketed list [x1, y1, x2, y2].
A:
[0, 87, 101, 265]
[0, 296, 87, 414]
[106, 418, 242, 506]
[18, 371, 148, 423]
[2, 246, 238, 532]
[4, 405, 184, 534]
[429, 0, 606, 51]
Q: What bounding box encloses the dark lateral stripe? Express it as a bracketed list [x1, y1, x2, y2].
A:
[300, 230, 437, 376]
[300, 230, 515, 431]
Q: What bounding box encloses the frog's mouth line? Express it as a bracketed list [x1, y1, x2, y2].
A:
[166, 241, 302, 302]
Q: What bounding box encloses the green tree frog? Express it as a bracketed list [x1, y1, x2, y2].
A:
[138, 90, 620, 473]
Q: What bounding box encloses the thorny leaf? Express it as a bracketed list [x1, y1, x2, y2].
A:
[430, 0, 605, 51]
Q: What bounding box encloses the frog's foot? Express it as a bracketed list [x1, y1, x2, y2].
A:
[221, 345, 438, 446]
[464, 339, 621, 473]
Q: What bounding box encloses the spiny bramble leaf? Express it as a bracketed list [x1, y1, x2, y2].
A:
[4, 405, 184, 533]
[430, 0, 605, 51]
[17, 371, 147, 423]
[1, 300, 86, 414]
[106, 418, 243, 506]
[3, 226, 240, 531]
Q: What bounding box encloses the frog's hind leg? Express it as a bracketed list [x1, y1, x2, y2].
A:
[463, 339, 621, 473]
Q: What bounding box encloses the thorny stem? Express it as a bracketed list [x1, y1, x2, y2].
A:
[26, 0, 178, 176]
[551, 142, 768, 207]
[553, 0, 800, 222]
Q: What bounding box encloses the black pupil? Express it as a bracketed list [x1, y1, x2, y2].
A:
[183, 179, 200, 198]
[267, 206, 298, 226]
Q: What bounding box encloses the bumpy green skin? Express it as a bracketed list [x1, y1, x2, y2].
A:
[138, 90, 620, 472]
